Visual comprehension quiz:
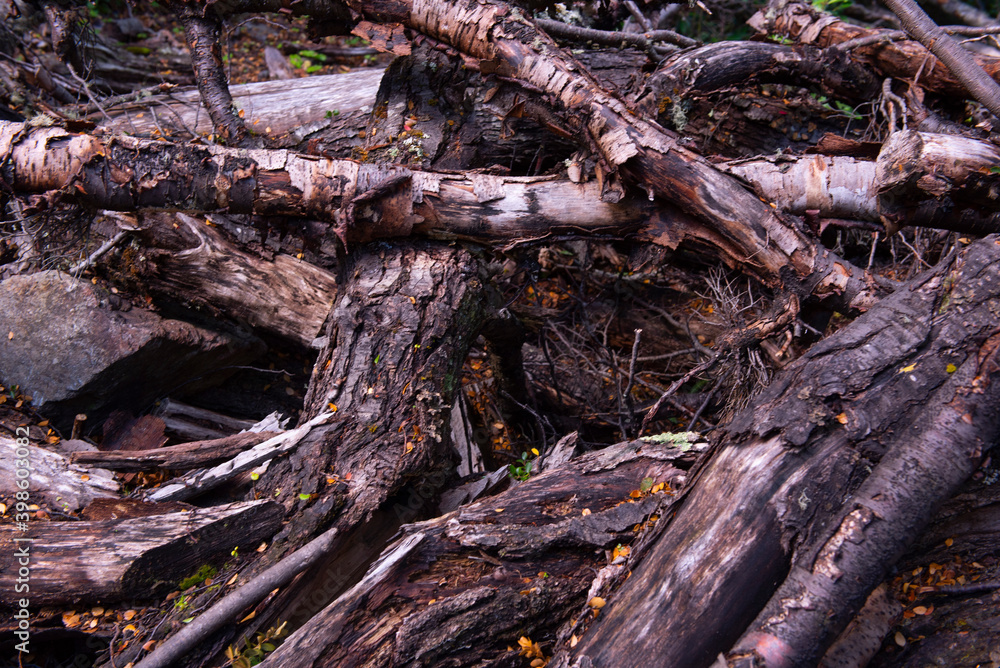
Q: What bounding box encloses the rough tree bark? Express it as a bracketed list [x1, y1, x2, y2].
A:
[7, 1, 1000, 666]
[261, 439, 690, 667]
[567, 236, 1000, 667]
[0, 500, 282, 606]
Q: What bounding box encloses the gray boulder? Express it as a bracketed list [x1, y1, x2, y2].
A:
[0, 271, 264, 429]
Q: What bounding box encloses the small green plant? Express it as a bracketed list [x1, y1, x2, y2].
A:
[173, 594, 190, 611]
[509, 448, 539, 482]
[812, 94, 864, 121]
[178, 564, 217, 590]
[811, 0, 852, 14]
[226, 621, 289, 667]
[289, 50, 327, 73]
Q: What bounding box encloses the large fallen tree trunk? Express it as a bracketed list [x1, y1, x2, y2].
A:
[118, 241, 496, 666]
[563, 235, 1000, 667]
[4, 118, 999, 325]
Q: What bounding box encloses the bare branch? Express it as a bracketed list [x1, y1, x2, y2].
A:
[882, 0, 1000, 117]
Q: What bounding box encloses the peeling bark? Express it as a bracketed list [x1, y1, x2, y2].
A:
[749, 0, 1000, 97]
[179, 14, 251, 146]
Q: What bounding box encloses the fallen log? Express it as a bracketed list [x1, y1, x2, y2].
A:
[0, 499, 283, 606]
[725, 130, 1000, 235]
[71, 430, 279, 471]
[145, 410, 334, 502]
[563, 235, 1000, 667]
[138, 212, 340, 347]
[749, 0, 1000, 97]
[101, 69, 383, 156]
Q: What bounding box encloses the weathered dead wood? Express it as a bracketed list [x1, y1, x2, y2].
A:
[258, 242, 492, 552]
[0, 499, 283, 606]
[101, 69, 383, 157]
[864, 478, 1000, 667]
[562, 235, 1000, 667]
[129, 242, 496, 667]
[6, 3, 883, 302]
[260, 439, 688, 668]
[874, 129, 1000, 235]
[725, 130, 1000, 235]
[749, 0, 1000, 97]
[0, 437, 118, 513]
[156, 398, 259, 442]
[324, 0, 881, 308]
[0, 119, 952, 323]
[179, 13, 250, 146]
[145, 410, 335, 502]
[133, 524, 341, 668]
[884, 0, 1000, 118]
[818, 584, 902, 668]
[0, 121, 661, 245]
[139, 212, 339, 347]
[637, 40, 879, 117]
[70, 430, 278, 471]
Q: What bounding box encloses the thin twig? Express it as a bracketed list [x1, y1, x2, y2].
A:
[880, 78, 908, 131]
[132, 525, 340, 668]
[624, 0, 654, 32]
[898, 232, 933, 268]
[633, 296, 714, 358]
[66, 64, 113, 124]
[535, 18, 698, 49]
[500, 389, 550, 452]
[624, 328, 642, 434]
[637, 348, 697, 363]
[687, 367, 730, 431]
[70, 230, 127, 277]
[916, 581, 1000, 597]
[640, 353, 721, 436]
[611, 349, 628, 440]
[83, 82, 177, 115]
[832, 24, 1000, 52]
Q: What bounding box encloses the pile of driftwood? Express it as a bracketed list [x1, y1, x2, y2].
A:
[2, 0, 1000, 667]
